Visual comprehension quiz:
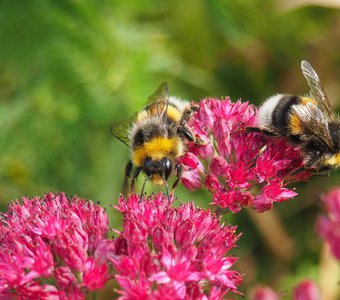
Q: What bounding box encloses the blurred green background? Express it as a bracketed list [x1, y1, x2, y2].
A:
[1, 0, 340, 298]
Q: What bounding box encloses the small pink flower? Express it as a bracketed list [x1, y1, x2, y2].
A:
[316, 188, 340, 260]
[251, 286, 280, 300]
[0, 193, 111, 299]
[182, 98, 311, 212]
[253, 180, 297, 212]
[205, 174, 221, 192]
[178, 153, 204, 190]
[209, 156, 229, 177]
[83, 258, 109, 291]
[54, 266, 78, 288]
[53, 226, 88, 272]
[110, 193, 242, 299]
[293, 279, 320, 300]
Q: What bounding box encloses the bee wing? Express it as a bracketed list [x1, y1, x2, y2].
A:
[112, 83, 169, 147]
[292, 102, 334, 148]
[111, 113, 137, 147]
[301, 60, 335, 121]
[146, 82, 169, 105]
[145, 82, 169, 116]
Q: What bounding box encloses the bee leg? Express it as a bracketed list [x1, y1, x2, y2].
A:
[164, 179, 170, 203]
[322, 171, 330, 177]
[178, 126, 195, 142]
[130, 166, 142, 192]
[313, 166, 331, 177]
[172, 164, 182, 191]
[140, 177, 149, 201]
[249, 146, 267, 168]
[122, 161, 133, 196]
[245, 126, 262, 133]
[313, 171, 330, 177]
[246, 127, 277, 136]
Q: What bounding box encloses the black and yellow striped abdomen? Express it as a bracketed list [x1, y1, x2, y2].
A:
[263, 95, 318, 137]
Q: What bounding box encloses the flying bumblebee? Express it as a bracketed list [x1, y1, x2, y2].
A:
[250, 60, 340, 172]
[111, 82, 195, 197]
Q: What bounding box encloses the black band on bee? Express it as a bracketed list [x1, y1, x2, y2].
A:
[272, 95, 299, 134]
[132, 122, 176, 150]
[329, 122, 340, 150]
[132, 130, 145, 148]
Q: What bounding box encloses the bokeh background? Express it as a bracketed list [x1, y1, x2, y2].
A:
[1, 0, 340, 298]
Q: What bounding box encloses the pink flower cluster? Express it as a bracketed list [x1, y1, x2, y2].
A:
[110, 193, 242, 299]
[316, 188, 340, 260]
[0, 193, 111, 299]
[180, 98, 311, 212]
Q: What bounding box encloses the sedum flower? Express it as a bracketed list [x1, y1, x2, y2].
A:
[110, 193, 242, 299]
[293, 279, 320, 300]
[181, 98, 311, 212]
[0, 193, 111, 299]
[316, 188, 340, 260]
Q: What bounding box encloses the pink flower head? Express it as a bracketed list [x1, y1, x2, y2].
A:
[0, 193, 112, 299]
[293, 279, 320, 300]
[316, 187, 340, 260]
[251, 286, 280, 300]
[181, 98, 311, 212]
[110, 193, 242, 299]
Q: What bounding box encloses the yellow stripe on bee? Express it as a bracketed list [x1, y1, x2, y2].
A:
[289, 114, 302, 135]
[166, 106, 182, 122]
[324, 153, 340, 167]
[300, 97, 318, 106]
[132, 137, 182, 167]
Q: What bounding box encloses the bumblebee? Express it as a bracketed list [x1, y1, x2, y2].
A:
[251, 60, 340, 172]
[111, 82, 195, 196]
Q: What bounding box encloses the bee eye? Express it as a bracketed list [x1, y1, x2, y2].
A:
[144, 158, 154, 177]
[162, 158, 173, 180]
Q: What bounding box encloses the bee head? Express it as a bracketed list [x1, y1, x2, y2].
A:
[144, 157, 173, 182]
